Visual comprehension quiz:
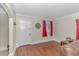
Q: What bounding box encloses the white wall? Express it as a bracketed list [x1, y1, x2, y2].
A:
[15, 14, 54, 47]
[32, 19, 54, 44]
[15, 14, 33, 47]
[0, 13, 9, 51]
[54, 12, 79, 41]
[15, 12, 79, 47]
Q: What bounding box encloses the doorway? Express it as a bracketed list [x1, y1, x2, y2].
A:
[0, 5, 9, 56]
[0, 3, 16, 56]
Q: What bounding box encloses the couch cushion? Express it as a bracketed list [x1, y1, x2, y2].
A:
[62, 40, 79, 56]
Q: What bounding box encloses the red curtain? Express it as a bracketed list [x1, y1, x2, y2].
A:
[50, 16, 53, 36]
[76, 19, 79, 40]
[50, 21, 53, 36]
[42, 20, 47, 37]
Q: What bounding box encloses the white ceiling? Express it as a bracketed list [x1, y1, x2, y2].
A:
[12, 3, 79, 19]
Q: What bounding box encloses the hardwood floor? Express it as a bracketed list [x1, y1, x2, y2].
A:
[15, 41, 65, 56]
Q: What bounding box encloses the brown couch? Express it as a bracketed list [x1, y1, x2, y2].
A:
[62, 40, 79, 56]
[15, 41, 65, 56]
[15, 40, 79, 56]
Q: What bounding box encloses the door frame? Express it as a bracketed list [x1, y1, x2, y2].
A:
[0, 3, 16, 56]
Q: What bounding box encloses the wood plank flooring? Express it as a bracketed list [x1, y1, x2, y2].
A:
[15, 41, 65, 56]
